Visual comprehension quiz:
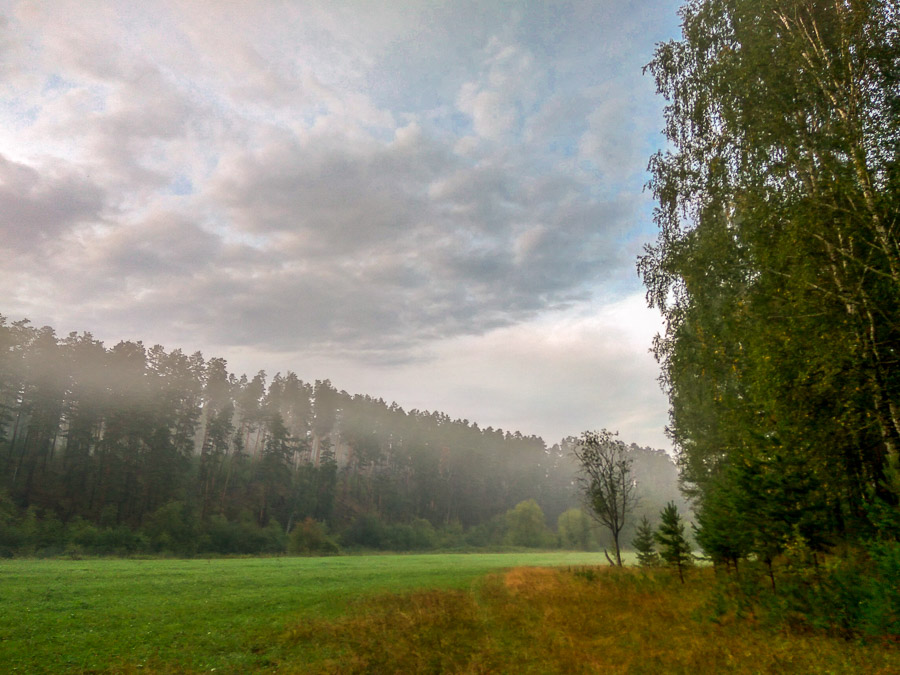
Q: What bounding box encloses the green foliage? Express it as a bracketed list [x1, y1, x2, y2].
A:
[142, 501, 198, 555]
[341, 514, 390, 549]
[504, 499, 552, 548]
[557, 508, 592, 550]
[640, 0, 900, 635]
[288, 517, 340, 555]
[707, 540, 900, 639]
[692, 478, 753, 569]
[408, 518, 439, 549]
[791, 546, 900, 638]
[18, 506, 66, 556]
[386, 519, 439, 551]
[464, 514, 508, 548]
[632, 516, 660, 568]
[198, 513, 285, 555]
[655, 503, 693, 582]
[340, 514, 444, 551]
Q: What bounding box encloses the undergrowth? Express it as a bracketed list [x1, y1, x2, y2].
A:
[272, 566, 900, 674]
[702, 542, 900, 640]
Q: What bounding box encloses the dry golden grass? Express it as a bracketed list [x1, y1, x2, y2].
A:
[275, 566, 900, 674]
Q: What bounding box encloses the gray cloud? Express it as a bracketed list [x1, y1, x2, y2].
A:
[0, 154, 105, 252]
[0, 0, 681, 445]
[182, 123, 639, 355]
[97, 213, 222, 278]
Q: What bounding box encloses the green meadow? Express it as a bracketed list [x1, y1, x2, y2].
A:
[0, 552, 609, 673]
[5, 552, 899, 674]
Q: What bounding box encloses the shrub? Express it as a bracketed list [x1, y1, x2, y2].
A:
[94, 525, 144, 555]
[288, 518, 339, 555]
[142, 501, 197, 555]
[505, 499, 552, 548]
[197, 514, 287, 555]
[465, 515, 507, 548]
[341, 514, 390, 549]
[557, 508, 593, 550]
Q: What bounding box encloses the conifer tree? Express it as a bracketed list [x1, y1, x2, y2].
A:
[632, 515, 660, 568]
[655, 502, 692, 583]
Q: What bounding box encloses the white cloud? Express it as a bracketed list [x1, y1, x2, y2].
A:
[251, 293, 669, 448]
[0, 0, 682, 449]
[454, 36, 543, 141]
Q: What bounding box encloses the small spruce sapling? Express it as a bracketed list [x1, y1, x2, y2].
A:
[655, 502, 692, 583]
[632, 515, 660, 567]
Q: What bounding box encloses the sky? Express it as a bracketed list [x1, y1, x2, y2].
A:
[0, 0, 682, 450]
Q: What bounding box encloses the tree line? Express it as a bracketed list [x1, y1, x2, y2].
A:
[0, 315, 577, 553]
[640, 0, 899, 636]
[0, 314, 685, 556]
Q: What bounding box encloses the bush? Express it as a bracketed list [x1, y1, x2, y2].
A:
[15, 507, 67, 556]
[707, 538, 900, 639]
[437, 519, 466, 549]
[94, 525, 144, 555]
[558, 508, 593, 550]
[464, 515, 507, 547]
[774, 543, 900, 638]
[142, 501, 198, 555]
[260, 520, 288, 553]
[67, 517, 99, 548]
[198, 513, 287, 555]
[342, 514, 390, 549]
[288, 518, 339, 555]
[505, 499, 552, 548]
[340, 515, 444, 551]
[408, 518, 438, 549]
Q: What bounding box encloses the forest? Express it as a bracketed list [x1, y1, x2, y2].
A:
[0, 314, 686, 556]
[638, 0, 899, 637]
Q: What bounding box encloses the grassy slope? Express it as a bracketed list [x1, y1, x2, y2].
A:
[0, 552, 608, 673]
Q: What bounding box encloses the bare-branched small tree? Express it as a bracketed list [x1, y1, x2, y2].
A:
[573, 429, 637, 566]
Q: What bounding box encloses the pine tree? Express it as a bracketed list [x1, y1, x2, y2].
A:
[655, 502, 692, 583]
[632, 515, 660, 568]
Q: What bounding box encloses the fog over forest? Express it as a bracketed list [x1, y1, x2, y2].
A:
[0, 314, 687, 556]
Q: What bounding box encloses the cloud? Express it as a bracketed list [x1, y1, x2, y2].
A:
[260, 292, 669, 447]
[455, 36, 542, 141]
[90, 212, 222, 279]
[0, 0, 682, 448]
[0, 154, 105, 253]
[180, 112, 640, 356]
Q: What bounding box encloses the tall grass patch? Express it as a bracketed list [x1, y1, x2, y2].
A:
[275, 567, 900, 674]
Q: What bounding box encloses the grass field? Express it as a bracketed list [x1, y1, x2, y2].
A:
[0, 551, 609, 673]
[3, 552, 898, 673]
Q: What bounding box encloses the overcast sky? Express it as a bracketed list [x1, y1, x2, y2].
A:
[1, 0, 680, 449]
